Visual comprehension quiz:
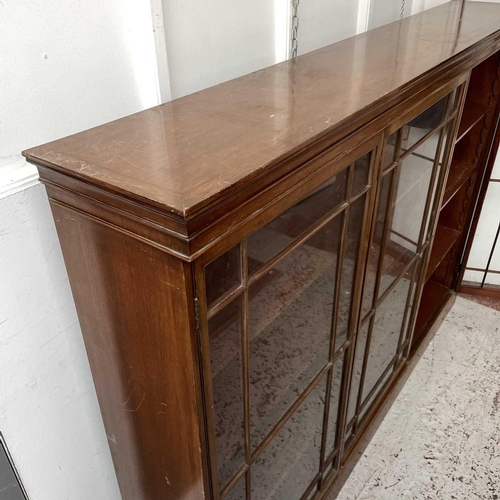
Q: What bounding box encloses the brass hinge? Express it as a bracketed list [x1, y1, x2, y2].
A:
[194, 297, 201, 331]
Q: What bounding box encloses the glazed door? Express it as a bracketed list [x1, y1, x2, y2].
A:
[197, 137, 380, 500]
[344, 86, 461, 447]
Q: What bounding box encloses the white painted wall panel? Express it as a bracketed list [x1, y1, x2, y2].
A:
[162, 0, 288, 98]
[0, 0, 159, 157]
[0, 0, 161, 498]
[0, 184, 122, 500]
[298, 0, 359, 55]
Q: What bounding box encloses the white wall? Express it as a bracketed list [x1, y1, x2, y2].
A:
[160, 0, 452, 100]
[161, 0, 363, 99]
[0, 185, 122, 500]
[299, 0, 360, 54]
[464, 153, 500, 285]
[0, 0, 161, 498]
[162, 0, 287, 98]
[0, 0, 160, 160]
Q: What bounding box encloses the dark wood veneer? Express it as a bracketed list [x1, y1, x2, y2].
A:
[22, 3, 500, 500]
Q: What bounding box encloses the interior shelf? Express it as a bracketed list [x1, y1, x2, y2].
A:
[425, 225, 460, 282]
[441, 161, 477, 209]
[413, 280, 452, 347]
[456, 101, 488, 143]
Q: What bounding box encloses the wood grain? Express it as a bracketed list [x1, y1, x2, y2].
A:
[19, 4, 500, 500]
[50, 204, 206, 500]
[23, 2, 500, 219]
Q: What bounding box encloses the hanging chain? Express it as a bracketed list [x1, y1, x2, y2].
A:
[291, 0, 300, 59]
[400, 0, 405, 19]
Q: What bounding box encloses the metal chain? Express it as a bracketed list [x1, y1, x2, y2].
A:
[291, 0, 299, 59]
[400, 0, 405, 19]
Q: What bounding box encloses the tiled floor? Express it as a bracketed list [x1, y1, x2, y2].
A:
[331, 294, 500, 500]
[460, 293, 500, 313]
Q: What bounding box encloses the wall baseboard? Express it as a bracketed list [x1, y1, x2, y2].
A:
[0, 156, 39, 199]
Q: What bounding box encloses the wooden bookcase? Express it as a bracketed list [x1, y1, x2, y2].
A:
[22, 3, 500, 500]
[412, 51, 500, 351]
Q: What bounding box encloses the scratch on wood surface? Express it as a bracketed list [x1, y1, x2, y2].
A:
[124, 393, 145, 412]
[160, 279, 177, 289]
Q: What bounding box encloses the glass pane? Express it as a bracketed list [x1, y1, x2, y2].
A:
[251, 378, 326, 500]
[346, 320, 370, 426]
[352, 153, 371, 195]
[424, 124, 451, 242]
[324, 354, 345, 457]
[492, 149, 500, 179]
[247, 170, 348, 275]
[398, 262, 420, 352]
[306, 485, 318, 500]
[209, 298, 245, 489]
[465, 183, 500, 269]
[380, 130, 440, 297]
[447, 87, 460, 116]
[249, 215, 342, 448]
[358, 366, 393, 423]
[361, 262, 415, 405]
[485, 273, 500, 286]
[336, 195, 365, 349]
[462, 269, 485, 285]
[225, 476, 246, 500]
[206, 244, 241, 308]
[361, 170, 393, 318]
[383, 131, 399, 170]
[401, 95, 447, 152]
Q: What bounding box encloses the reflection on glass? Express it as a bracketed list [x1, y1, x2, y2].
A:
[485, 272, 500, 286]
[335, 195, 365, 349]
[401, 95, 447, 152]
[209, 298, 245, 489]
[383, 131, 399, 170]
[249, 215, 342, 448]
[206, 244, 241, 307]
[447, 87, 460, 116]
[251, 378, 326, 500]
[361, 263, 415, 405]
[361, 171, 394, 318]
[306, 484, 318, 500]
[424, 124, 451, 242]
[465, 183, 500, 270]
[380, 130, 440, 297]
[225, 476, 246, 500]
[324, 354, 345, 458]
[358, 366, 393, 423]
[247, 170, 348, 275]
[346, 321, 370, 426]
[462, 269, 485, 286]
[399, 262, 419, 351]
[352, 153, 371, 195]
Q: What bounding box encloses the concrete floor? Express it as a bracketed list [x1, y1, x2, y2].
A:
[332, 294, 500, 500]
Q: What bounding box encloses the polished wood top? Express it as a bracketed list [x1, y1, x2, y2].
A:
[23, 1, 500, 219]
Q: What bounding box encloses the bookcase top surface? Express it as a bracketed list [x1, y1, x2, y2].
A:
[24, 1, 500, 219]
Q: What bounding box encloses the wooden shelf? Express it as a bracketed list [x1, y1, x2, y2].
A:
[425, 225, 460, 282]
[413, 280, 452, 348]
[441, 161, 477, 209]
[456, 101, 488, 143]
